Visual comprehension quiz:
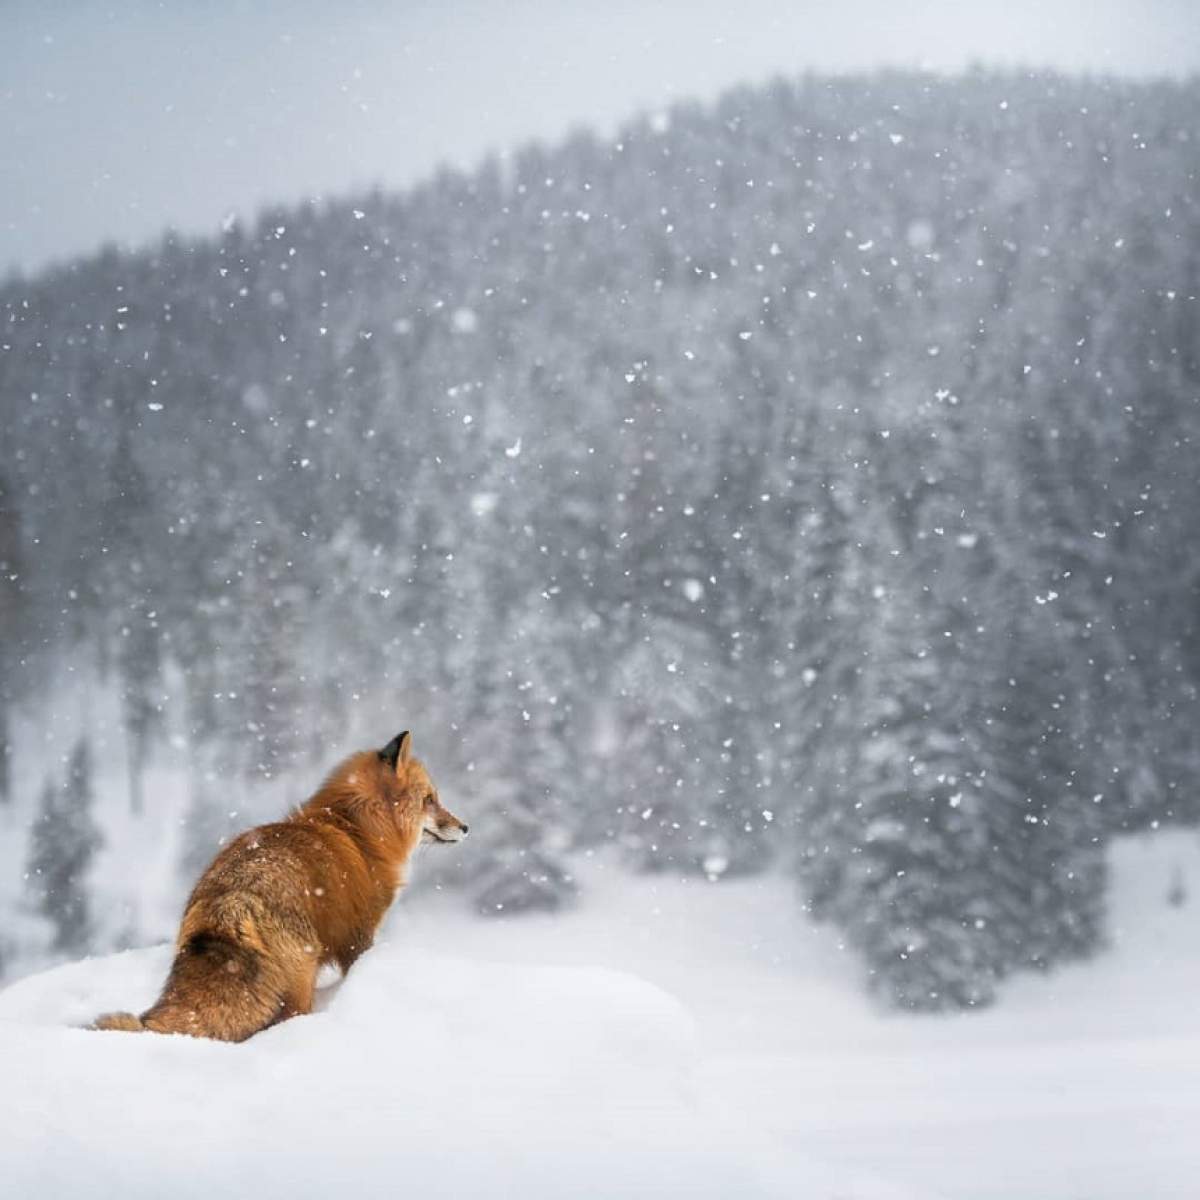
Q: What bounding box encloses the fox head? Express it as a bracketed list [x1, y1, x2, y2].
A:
[305, 731, 468, 869]
[377, 730, 469, 847]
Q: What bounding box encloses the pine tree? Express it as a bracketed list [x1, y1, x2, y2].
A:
[986, 608, 1109, 974]
[471, 771, 578, 917]
[240, 529, 306, 783]
[27, 739, 104, 954]
[799, 579, 1014, 1009]
[178, 636, 242, 877]
[464, 602, 579, 917]
[118, 602, 163, 816]
[99, 433, 164, 813]
[0, 470, 23, 804]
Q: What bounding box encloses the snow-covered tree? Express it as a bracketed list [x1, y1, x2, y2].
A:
[1, 69, 1198, 999]
[26, 739, 104, 954]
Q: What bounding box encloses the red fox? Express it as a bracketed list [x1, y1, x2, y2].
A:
[93, 730, 467, 1042]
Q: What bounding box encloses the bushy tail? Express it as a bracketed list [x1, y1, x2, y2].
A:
[91, 1011, 146, 1032]
[87, 932, 288, 1042]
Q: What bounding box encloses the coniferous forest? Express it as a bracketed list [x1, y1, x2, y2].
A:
[2, 70, 1199, 1008]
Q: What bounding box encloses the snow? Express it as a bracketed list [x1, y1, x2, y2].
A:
[2, 831, 1198, 1199]
[0, 943, 912, 1198]
[451, 306, 479, 333]
[4, 957, 753, 1198]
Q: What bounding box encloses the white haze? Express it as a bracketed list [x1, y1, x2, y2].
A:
[2, 0, 1198, 275]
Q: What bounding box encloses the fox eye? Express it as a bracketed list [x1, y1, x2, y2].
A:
[423, 794, 435, 808]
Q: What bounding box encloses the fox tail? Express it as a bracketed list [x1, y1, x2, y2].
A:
[91, 1011, 146, 1032]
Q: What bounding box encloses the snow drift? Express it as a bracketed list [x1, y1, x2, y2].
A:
[0, 931, 923, 1200]
[5, 832, 1197, 1199]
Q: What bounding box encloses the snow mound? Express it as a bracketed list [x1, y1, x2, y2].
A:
[0, 934, 926, 1200]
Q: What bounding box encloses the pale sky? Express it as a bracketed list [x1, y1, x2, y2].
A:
[3, 0, 1197, 276]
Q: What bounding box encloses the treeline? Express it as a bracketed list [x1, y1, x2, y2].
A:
[2, 70, 1199, 1007]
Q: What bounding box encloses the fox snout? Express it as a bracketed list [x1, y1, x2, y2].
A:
[423, 804, 469, 844]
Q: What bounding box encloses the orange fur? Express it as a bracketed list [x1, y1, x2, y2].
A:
[92, 731, 466, 1042]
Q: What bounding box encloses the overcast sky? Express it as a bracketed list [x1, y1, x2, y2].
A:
[3, 0, 1198, 276]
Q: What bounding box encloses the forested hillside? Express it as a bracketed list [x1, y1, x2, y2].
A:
[2, 70, 1198, 1007]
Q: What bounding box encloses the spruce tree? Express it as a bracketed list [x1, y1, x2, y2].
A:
[241, 530, 306, 783]
[27, 739, 104, 954]
[118, 603, 162, 816]
[465, 602, 578, 916]
[0, 470, 23, 805]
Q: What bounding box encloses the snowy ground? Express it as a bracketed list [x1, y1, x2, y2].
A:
[2, 831, 1198, 1199]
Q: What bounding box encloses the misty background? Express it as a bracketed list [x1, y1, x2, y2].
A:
[2, 2, 1200, 1016]
[5, 0, 1199, 275]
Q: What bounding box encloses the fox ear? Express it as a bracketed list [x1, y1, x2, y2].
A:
[379, 730, 412, 771]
